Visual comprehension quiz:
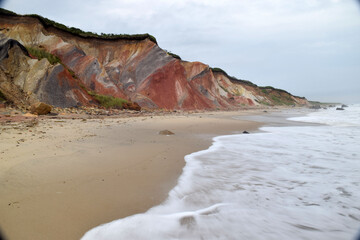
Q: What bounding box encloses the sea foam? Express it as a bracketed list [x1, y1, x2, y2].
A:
[82, 105, 360, 240]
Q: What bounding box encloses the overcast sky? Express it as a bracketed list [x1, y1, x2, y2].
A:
[2, 0, 360, 103]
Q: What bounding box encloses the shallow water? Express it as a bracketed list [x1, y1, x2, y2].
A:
[82, 105, 360, 240]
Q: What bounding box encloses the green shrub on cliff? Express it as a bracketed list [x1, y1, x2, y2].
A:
[271, 96, 282, 104]
[258, 100, 271, 106]
[26, 47, 61, 65]
[88, 91, 128, 109]
[165, 50, 181, 60]
[0, 8, 17, 16]
[270, 95, 294, 106]
[211, 67, 227, 74]
[210, 67, 257, 87]
[261, 89, 268, 94]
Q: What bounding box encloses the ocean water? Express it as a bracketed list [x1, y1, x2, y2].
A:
[82, 105, 360, 240]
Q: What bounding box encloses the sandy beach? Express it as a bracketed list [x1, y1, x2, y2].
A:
[0, 110, 264, 240]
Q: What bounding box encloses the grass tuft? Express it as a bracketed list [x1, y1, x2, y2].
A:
[26, 47, 61, 65]
[88, 91, 128, 109]
[165, 50, 181, 60]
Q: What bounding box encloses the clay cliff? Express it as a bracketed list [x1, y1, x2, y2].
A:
[0, 9, 308, 110]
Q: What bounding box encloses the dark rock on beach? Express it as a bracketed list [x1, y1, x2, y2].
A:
[123, 102, 141, 111]
[159, 130, 175, 135]
[30, 102, 52, 115]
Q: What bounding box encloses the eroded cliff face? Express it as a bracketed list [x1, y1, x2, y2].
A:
[0, 38, 94, 108]
[0, 11, 308, 110]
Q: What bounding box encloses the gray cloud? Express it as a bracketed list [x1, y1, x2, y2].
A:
[3, 0, 360, 103]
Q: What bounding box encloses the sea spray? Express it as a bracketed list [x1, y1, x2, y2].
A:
[82, 105, 360, 240]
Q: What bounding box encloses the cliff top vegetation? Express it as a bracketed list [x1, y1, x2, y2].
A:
[210, 67, 257, 87]
[0, 8, 157, 44]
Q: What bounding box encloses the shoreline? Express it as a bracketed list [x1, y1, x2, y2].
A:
[0, 108, 294, 240]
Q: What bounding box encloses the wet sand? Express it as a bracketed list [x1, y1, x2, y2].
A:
[0, 110, 264, 240]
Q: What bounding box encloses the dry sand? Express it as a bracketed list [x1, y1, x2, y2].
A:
[0, 110, 264, 240]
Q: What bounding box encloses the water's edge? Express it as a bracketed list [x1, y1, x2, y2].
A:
[82, 106, 360, 240]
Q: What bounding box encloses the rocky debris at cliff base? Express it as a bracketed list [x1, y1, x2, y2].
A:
[309, 105, 321, 109]
[52, 107, 143, 116]
[0, 112, 38, 124]
[30, 102, 52, 115]
[159, 130, 175, 135]
[122, 102, 141, 111]
[336, 107, 345, 111]
[22, 113, 38, 118]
